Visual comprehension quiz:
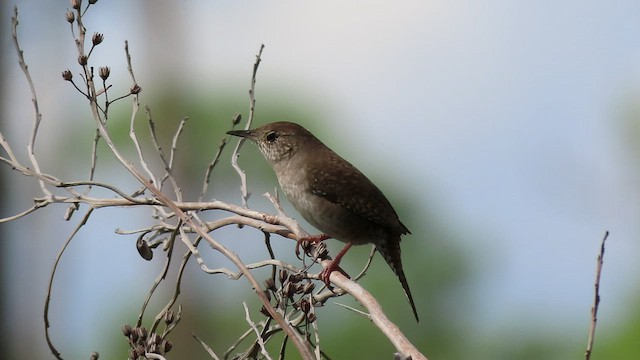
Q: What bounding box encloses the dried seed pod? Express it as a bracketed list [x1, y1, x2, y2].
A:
[163, 340, 173, 353]
[306, 312, 317, 323]
[259, 305, 272, 318]
[130, 327, 140, 342]
[299, 299, 310, 314]
[136, 327, 147, 341]
[61, 70, 73, 81]
[136, 237, 153, 261]
[92, 32, 104, 46]
[122, 324, 132, 337]
[288, 273, 304, 283]
[303, 282, 315, 294]
[163, 311, 175, 325]
[130, 84, 142, 94]
[232, 113, 242, 126]
[65, 11, 75, 23]
[98, 66, 110, 81]
[134, 344, 146, 357]
[279, 269, 288, 285]
[264, 278, 275, 291]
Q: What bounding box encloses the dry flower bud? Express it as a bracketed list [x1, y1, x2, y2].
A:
[92, 32, 104, 45]
[134, 345, 145, 357]
[70, 0, 81, 10]
[295, 284, 305, 294]
[65, 10, 75, 23]
[130, 84, 142, 94]
[99, 66, 110, 81]
[122, 324, 132, 337]
[163, 340, 173, 353]
[288, 273, 304, 283]
[299, 299, 310, 314]
[129, 329, 139, 342]
[77, 55, 88, 65]
[136, 327, 148, 341]
[163, 311, 175, 324]
[279, 269, 288, 285]
[303, 282, 315, 294]
[306, 312, 317, 323]
[284, 282, 296, 298]
[264, 278, 275, 291]
[232, 113, 242, 125]
[148, 332, 159, 345]
[259, 305, 272, 318]
[61, 70, 73, 81]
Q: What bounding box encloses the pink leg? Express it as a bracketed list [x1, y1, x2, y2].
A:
[295, 234, 331, 257]
[320, 242, 353, 285]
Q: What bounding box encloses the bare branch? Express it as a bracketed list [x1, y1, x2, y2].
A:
[11, 6, 50, 196]
[243, 302, 273, 360]
[199, 113, 240, 202]
[192, 332, 221, 360]
[136, 225, 179, 329]
[146, 107, 183, 200]
[327, 270, 427, 359]
[0, 203, 41, 223]
[230, 44, 265, 208]
[44, 208, 95, 360]
[585, 231, 609, 360]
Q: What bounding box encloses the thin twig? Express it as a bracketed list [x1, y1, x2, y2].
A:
[0, 129, 20, 164]
[247, 44, 265, 132]
[0, 203, 41, 223]
[192, 332, 221, 360]
[11, 6, 50, 196]
[84, 128, 101, 195]
[156, 236, 203, 338]
[585, 231, 609, 360]
[146, 106, 183, 200]
[129, 100, 158, 186]
[136, 224, 179, 329]
[44, 208, 95, 360]
[203, 259, 303, 278]
[243, 301, 273, 360]
[352, 245, 377, 282]
[230, 44, 265, 207]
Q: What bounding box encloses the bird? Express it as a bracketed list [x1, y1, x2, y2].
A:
[227, 121, 418, 321]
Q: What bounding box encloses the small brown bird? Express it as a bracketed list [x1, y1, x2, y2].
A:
[228, 122, 418, 321]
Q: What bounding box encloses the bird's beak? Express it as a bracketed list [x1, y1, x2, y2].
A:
[226, 129, 255, 140]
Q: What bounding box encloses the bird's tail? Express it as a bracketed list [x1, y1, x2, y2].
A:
[377, 238, 419, 322]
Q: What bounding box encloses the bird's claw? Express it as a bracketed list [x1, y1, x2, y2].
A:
[319, 261, 350, 287]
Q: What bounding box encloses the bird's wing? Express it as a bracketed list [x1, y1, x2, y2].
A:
[308, 152, 409, 235]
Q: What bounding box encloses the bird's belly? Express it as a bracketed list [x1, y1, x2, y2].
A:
[282, 185, 374, 245]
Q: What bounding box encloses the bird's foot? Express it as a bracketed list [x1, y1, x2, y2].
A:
[319, 261, 351, 287]
[318, 242, 353, 286]
[295, 234, 331, 259]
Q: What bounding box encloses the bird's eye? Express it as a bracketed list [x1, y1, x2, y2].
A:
[265, 131, 279, 143]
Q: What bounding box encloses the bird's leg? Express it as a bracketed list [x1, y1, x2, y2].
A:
[295, 233, 331, 258]
[320, 242, 353, 285]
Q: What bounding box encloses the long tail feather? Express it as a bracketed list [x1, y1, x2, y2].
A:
[377, 238, 419, 322]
